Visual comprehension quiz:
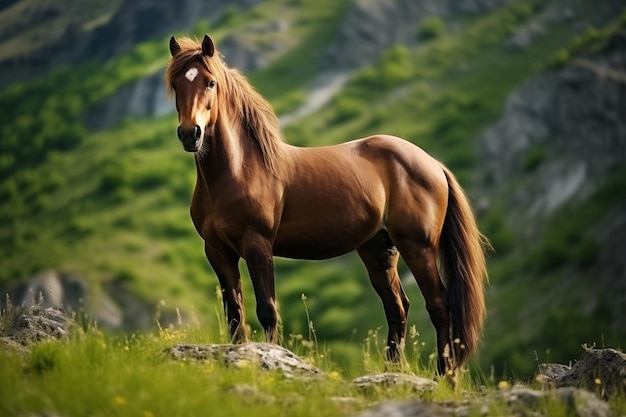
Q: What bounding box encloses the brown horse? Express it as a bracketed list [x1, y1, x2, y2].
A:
[166, 34, 488, 375]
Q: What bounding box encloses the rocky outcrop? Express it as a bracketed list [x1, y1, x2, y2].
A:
[84, 18, 291, 130]
[84, 70, 170, 130]
[490, 386, 611, 417]
[351, 372, 438, 393]
[326, 0, 511, 69]
[480, 33, 626, 216]
[353, 401, 451, 417]
[0, 271, 166, 330]
[0, 302, 72, 352]
[0, 0, 262, 86]
[350, 386, 612, 417]
[537, 348, 626, 399]
[165, 342, 322, 378]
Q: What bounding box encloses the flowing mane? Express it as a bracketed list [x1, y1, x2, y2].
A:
[165, 37, 286, 177]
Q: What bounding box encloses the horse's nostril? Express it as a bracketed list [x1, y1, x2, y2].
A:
[194, 125, 201, 139]
[177, 126, 183, 140]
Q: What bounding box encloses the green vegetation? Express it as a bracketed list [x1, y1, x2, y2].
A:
[417, 17, 445, 41]
[1, 0, 625, 386]
[546, 9, 626, 68]
[1, 319, 624, 416]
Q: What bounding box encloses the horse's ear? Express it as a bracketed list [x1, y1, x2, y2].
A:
[202, 34, 215, 57]
[170, 36, 181, 57]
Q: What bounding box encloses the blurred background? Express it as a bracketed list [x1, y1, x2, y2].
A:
[0, 0, 624, 378]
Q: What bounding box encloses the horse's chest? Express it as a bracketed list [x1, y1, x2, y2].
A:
[191, 191, 277, 242]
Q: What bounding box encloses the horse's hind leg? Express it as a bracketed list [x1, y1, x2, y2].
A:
[357, 230, 410, 362]
[391, 232, 451, 375]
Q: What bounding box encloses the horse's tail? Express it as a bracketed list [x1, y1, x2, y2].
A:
[439, 166, 489, 369]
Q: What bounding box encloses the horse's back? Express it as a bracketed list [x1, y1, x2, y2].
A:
[274, 135, 449, 258]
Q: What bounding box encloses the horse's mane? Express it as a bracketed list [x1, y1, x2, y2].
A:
[165, 37, 286, 177]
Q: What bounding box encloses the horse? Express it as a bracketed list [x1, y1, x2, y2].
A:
[166, 34, 489, 375]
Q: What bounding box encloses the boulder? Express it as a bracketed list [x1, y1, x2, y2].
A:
[491, 386, 610, 417]
[351, 401, 451, 417]
[536, 362, 571, 386]
[538, 348, 626, 399]
[351, 372, 438, 393]
[164, 342, 321, 378]
[1, 304, 72, 346]
[0, 271, 167, 331]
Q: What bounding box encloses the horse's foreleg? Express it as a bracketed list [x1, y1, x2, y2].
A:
[205, 242, 248, 343]
[243, 239, 279, 343]
[358, 230, 410, 363]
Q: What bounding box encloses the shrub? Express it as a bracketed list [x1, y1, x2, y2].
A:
[99, 164, 131, 193]
[417, 17, 445, 41]
[218, 6, 240, 26]
[331, 96, 365, 124]
[521, 144, 545, 172]
[379, 45, 413, 87]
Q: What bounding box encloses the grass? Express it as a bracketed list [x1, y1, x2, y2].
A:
[2, 321, 624, 417]
[0, 309, 457, 417]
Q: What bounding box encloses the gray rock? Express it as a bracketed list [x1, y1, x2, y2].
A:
[326, 0, 510, 69]
[350, 401, 451, 417]
[3, 304, 72, 345]
[492, 386, 611, 417]
[351, 372, 438, 393]
[164, 342, 321, 378]
[0, 271, 168, 331]
[480, 38, 626, 215]
[84, 70, 170, 131]
[536, 363, 571, 386]
[227, 383, 275, 404]
[556, 348, 626, 399]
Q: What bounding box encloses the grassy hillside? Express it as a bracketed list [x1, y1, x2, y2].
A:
[6, 324, 624, 417]
[1, 0, 624, 379]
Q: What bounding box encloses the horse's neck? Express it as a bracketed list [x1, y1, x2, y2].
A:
[195, 116, 268, 187]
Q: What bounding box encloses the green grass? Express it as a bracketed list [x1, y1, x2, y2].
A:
[1, 324, 624, 417]
[0, 320, 457, 417]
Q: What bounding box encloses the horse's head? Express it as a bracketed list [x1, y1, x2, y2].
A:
[168, 35, 219, 152]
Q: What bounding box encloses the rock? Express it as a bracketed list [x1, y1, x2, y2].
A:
[536, 362, 571, 386]
[227, 383, 275, 404]
[164, 342, 321, 378]
[350, 401, 451, 417]
[84, 70, 170, 131]
[326, 0, 510, 69]
[506, 21, 545, 51]
[0, 0, 264, 86]
[351, 372, 438, 393]
[555, 348, 626, 399]
[0, 271, 168, 331]
[491, 386, 611, 417]
[480, 36, 626, 215]
[2, 304, 72, 345]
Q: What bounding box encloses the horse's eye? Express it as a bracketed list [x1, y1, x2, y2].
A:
[207, 80, 216, 89]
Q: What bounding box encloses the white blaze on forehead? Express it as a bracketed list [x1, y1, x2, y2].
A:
[185, 67, 199, 82]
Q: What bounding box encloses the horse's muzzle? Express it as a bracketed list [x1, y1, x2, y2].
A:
[177, 125, 202, 152]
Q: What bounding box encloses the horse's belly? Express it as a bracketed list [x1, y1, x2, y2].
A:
[273, 233, 361, 260]
[273, 204, 383, 260]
